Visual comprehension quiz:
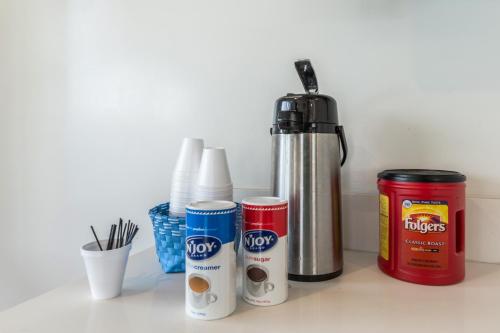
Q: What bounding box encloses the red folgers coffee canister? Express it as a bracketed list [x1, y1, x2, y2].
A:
[377, 169, 466, 285]
[241, 197, 288, 306]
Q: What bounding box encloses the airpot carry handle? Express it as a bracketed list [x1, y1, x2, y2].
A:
[336, 125, 348, 166]
[295, 59, 318, 94]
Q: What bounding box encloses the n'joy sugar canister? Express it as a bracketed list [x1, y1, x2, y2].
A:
[242, 197, 288, 306]
[377, 169, 466, 285]
[185, 201, 237, 320]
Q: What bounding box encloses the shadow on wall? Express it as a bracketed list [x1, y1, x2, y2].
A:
[465, 197, 500, 263]
[342, 193, 378, 253]
[341, 105, 500, 192]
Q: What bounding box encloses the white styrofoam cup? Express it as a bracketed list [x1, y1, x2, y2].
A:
[173, 138, 204, 174]
[196, 147, 232, 188]
[170, 138, 204, 214]
[81, 240, 131, 300]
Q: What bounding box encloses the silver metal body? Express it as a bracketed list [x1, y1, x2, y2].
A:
[271, 133, 343, 277]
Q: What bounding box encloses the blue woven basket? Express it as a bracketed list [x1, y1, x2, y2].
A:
[149, 202, 241, 273]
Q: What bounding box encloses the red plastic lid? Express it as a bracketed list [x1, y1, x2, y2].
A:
[241, 197, 288, 210]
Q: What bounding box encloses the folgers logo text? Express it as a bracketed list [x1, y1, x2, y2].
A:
[186, 236, 222, 260]
[244, 230, 278, 253]
[404, 214, 446, 234]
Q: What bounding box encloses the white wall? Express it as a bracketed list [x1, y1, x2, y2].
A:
[2, 0, 500, 311]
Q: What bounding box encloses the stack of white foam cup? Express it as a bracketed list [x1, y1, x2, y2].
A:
[193, 147, 233, 202]
[169, 138, 204, 215]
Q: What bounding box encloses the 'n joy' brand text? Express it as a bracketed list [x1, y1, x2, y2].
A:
[244, 230, 278, 253]
[186, 236, 222, 260]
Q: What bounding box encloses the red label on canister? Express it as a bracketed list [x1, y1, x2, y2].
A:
[400, 200, 449, 270]
[241, 197, 288, 306]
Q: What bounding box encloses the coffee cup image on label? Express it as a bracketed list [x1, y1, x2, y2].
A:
[188, 274, 218, 309]
[246, 265, 275, 297]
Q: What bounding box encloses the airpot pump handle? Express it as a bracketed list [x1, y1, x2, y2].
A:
[336, 125, 348, 166]
[295, 59, 318, 94]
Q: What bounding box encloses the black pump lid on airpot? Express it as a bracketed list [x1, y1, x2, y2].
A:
[272, 60, 339, 134]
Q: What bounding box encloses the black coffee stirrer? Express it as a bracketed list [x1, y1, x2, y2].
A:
[90, 219, 139, 251]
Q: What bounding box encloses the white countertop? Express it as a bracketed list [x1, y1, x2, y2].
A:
[1, 248, 499, 333]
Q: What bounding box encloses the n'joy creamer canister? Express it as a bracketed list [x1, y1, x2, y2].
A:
[185, 201, 237, 320]
[377, 169, 466, 285]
